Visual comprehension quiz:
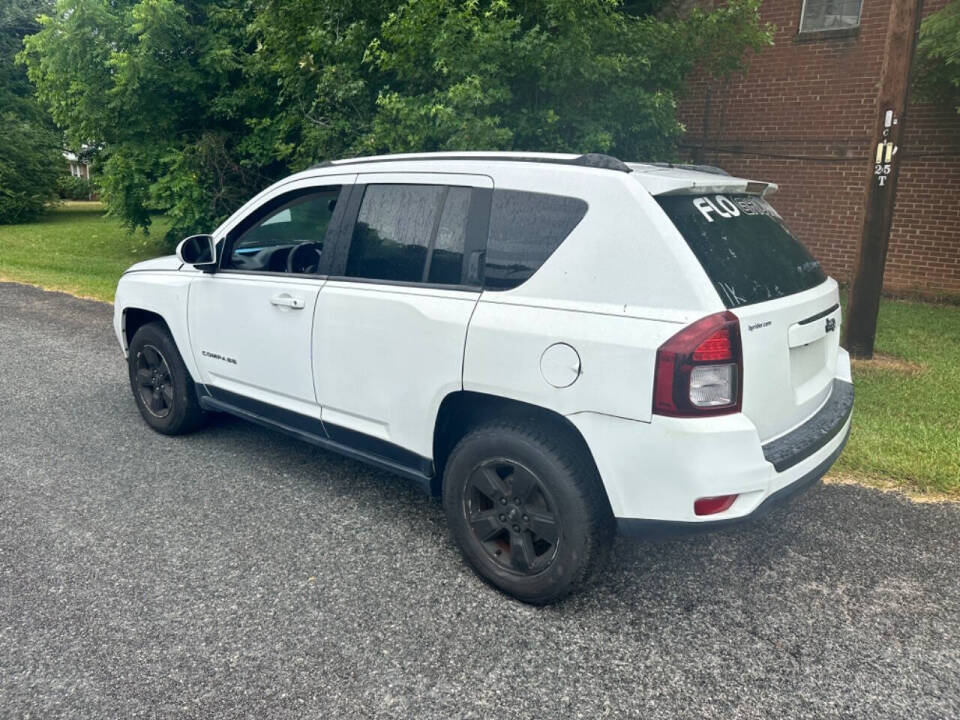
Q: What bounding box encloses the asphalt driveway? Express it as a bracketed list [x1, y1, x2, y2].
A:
[0, 281, 957, 719]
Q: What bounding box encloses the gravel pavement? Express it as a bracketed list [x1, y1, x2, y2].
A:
[0, 281, 958, 719]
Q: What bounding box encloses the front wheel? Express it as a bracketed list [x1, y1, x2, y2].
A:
[127, 322, 206, 435]
[443, 420, 613, 604]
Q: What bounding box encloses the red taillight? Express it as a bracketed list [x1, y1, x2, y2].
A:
[692, 327, 732, 362]
[694, 494, 738, 516]
[652, 311, 742, 417]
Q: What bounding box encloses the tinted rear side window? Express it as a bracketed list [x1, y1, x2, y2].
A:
[657, 194, 827, 308]
[346, 184, 445, 283]
[344, 184, 474, 285]
[427, 187, 471, 285]
[484, 190, 588, 290]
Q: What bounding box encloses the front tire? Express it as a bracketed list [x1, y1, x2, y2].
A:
[127, 322, 206, 435]
[443, 420, 613, 604]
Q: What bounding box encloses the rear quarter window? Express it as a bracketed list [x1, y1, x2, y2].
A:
[657, 194, 827, 308]
[484, 190, 587, 290]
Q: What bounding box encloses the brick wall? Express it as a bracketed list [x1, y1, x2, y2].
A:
[677, 0, 960, 295]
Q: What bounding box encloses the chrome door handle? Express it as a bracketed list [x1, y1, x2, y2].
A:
[270, 293, 305, 309]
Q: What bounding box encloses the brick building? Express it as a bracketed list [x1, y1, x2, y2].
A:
[677, 0, 960, 296]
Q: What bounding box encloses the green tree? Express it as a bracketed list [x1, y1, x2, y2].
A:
[0, 0, 61, 224]
[915, 0, 960, 113]
[22, 0, 771, 242]
[22, 0, 282, 237]
[254, 0, 771, 165]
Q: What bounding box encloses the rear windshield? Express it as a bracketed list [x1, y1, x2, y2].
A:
[657, 194, 826, 308]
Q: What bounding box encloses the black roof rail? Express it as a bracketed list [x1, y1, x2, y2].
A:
[310, 152, 632, 173]
[646, 162, 730, 176]
[569, 153, 632, 172]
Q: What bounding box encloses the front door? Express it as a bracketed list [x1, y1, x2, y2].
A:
[188, 179, 352, 419]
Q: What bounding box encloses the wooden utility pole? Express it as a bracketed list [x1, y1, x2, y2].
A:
[844, 0, 925, 359]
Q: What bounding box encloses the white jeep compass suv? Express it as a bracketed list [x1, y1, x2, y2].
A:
[114, 152, 853, 604]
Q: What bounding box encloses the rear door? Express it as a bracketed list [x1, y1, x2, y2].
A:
[314, 173, 493, 464]
[657, 193, 840, 442]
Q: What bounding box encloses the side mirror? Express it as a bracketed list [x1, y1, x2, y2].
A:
[176, 234, 218, 272]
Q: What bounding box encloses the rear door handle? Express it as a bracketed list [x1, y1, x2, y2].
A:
[270, 293, 306, 309]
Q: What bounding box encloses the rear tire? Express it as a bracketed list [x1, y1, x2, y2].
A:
[127, 322, 206, 435]
[442, 419, 613, 604]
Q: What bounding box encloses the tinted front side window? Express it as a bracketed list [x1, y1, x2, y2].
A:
[345, 184, 471, 284]
[657, 194, 827, 308]
[484, 190, 587, 290]
[227, 186, 341, 273]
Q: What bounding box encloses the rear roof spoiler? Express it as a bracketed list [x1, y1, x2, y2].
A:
[646, 162, 731, 176]
[655, 180, 778, 198]
[626, 163, 778, 198]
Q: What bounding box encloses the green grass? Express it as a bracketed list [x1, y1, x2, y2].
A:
[1, 204, 958, 497]
[834, 298, 960, 497]
[0, 202, 170, 302]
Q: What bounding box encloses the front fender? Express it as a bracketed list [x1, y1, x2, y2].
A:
[114, 270, 200, 382]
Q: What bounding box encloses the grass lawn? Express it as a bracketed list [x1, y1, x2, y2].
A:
[1, 203, 958, 498]
[0, 202, 170, 302]
[834, 298, 960, 498]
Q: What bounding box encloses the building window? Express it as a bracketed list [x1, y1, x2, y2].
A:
[799, 0, 862, 32]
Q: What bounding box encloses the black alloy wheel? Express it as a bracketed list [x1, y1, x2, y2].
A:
[463, 458, 560, 574]
[443, 420, 614, 604]
[127, 321, 206, 435]
[135, 344, 174, 418]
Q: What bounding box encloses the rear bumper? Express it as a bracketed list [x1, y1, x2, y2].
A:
[568, 360, 853, 528]
[761, 379, 854, 473]
[617, 421, 850, 537]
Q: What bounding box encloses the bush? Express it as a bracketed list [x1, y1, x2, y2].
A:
[56, 174, 95, 200]
[915, 0, 960, 113]
[0, 111, 61, 224]
[0, 0, 61, 224]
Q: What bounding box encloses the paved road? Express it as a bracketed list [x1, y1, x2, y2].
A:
[0, 281, 958, 719]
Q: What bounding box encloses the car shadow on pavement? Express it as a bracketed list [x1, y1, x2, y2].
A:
[198, 411, 959, 617]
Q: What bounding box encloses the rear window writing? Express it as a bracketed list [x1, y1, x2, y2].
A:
[657, 194, 827, 308]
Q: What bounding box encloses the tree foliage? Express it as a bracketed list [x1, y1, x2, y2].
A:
[915, 0, 960, 113]
[56, 174, 94, 199]
[0, 0, 61, 224]
[22, 0, 771, 242]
